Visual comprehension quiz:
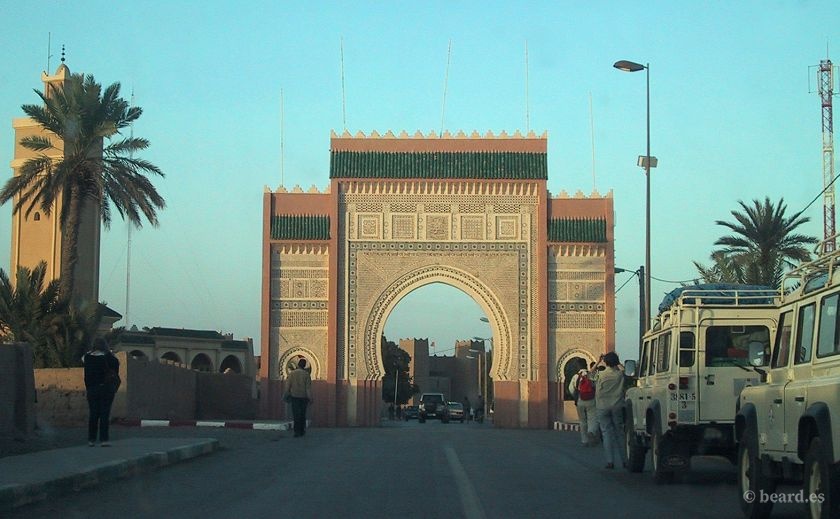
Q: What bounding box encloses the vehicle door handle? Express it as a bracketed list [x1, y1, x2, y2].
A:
[773, 399, 783, 404]
[795, 396, 805, 402]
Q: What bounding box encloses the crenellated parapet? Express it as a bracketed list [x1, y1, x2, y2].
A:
[548, 189, 614, 199]
[266, 184, 331, 194]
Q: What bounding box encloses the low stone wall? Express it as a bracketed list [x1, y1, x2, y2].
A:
[126, 355, 196, 421]
[0, 343, 36, 439]
[32, 352, 257, 425]
[34, 367, 89, 427]
[196, 371, 256, 420]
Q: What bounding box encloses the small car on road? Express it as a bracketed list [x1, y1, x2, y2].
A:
[447, 402, 465, 422]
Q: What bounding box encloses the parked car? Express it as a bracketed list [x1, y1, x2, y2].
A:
[737, 243, 840, 519]
[623, 284, 778, 484]
[403, 405, 419, 420]
[447, 402, 465, 422]
[418, 393, 449, 423]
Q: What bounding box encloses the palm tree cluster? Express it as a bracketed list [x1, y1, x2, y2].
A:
[694, 197, 818, 288]
[0, 262, 103, 367]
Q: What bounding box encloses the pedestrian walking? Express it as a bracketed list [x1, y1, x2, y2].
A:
[82, 338, 120, 447]
[594, 352, 625, 469]
[285, 358, 313, 437]
[462, 396, 472, 422]
[568, 363, 599, 446]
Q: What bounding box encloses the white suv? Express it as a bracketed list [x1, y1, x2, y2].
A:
[737, 249, 840, 519]
[624, 285, 778, 484]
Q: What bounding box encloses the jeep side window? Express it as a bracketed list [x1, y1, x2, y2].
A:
[657, 333, 671, 372]
[705, 325, 769, 366]
[794, 303, 816, 365]
[648, 337, 658, 376]
[771, 311, 793, 368]
[817, 293, 840, 358]
[679, 331, 695, 367]
[639, 341, 650, 377]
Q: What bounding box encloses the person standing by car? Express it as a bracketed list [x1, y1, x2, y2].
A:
[462, 396, 472, 422]
[594, 352, 625, 469]
[286, 359, 312, 437]
[82, 338, 120, 447]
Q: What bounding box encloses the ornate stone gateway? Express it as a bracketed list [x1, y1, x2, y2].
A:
[260, 132, 615, 428]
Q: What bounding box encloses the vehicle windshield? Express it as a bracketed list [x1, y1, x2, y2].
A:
[705, 325, 771, 367]
[422, 394, 444, 404]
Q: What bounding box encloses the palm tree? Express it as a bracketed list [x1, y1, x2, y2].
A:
[695, 197, 818, 287]
[0, 262, 64, 367]
[0, 73, 165, 303]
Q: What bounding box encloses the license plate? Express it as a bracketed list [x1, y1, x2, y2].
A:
[670, 392, 696, 402]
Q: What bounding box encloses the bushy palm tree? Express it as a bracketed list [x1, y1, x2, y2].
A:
[0, 262, 63, 367]
[0, 73, 165, 303]
[695, 197, 818, 287]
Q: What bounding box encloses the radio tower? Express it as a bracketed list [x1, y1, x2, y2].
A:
[818, 55, 836, 252]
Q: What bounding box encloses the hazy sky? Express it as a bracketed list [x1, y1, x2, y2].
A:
[1, 1, 839, 364]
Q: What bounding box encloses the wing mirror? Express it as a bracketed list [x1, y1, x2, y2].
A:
[748, 341, 766, 367]
[624, 359, 637, 377]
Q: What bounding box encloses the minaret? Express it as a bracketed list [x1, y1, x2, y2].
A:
[9, 49, 101, 307]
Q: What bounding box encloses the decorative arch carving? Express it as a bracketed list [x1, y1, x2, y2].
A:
[278, 347, 321, 380]
[362, 265, 513, 381]
[556, 348, 597, 383]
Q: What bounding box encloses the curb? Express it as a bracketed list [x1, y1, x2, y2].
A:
[553, 422, 581, 432]
[115, 419, 293, 431]
[0, 439, 219, 512]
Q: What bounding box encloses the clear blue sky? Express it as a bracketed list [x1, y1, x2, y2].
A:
[1, 1, 839, 364]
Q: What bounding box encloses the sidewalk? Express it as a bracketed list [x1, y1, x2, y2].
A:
[0, 419, 294, 512]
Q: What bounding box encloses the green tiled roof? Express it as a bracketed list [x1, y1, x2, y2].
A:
[330, 151, 547, 180]
[117, 333, 156, 345]
[221, 340, 250, 350]
[149, 328, 225, 340]
[271, 215, 330, 240]
[548, 218, 607, 243]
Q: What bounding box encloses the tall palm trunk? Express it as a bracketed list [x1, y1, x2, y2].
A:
[60, 184, 82, 305]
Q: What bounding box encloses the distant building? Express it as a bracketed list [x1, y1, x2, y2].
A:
[112, 327, 256, 377]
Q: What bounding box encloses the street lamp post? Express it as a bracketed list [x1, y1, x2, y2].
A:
[614, 60, 656, 331]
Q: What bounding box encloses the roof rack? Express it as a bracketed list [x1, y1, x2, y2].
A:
[781, 233, 840, 300]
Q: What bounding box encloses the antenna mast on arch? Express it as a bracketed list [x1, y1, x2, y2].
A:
[816, 49, 837, 252]
[440, 39, 452, 136]
[280, 88, 285, 186]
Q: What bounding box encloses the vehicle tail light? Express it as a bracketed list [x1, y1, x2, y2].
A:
[679, 376, 689, 389]
[668, 412, 677, 420]
[668, 383, 676, 390]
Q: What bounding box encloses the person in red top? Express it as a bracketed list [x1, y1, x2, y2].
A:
[82, 338, 120, 446]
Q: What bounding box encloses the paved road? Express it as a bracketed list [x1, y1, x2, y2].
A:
[9, 419, 806, 519]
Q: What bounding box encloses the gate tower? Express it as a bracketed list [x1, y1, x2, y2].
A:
[260, 130, 615, 428]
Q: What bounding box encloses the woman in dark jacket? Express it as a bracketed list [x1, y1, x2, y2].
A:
[82, 338, 120, 446]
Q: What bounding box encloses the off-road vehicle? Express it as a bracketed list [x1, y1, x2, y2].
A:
[624, 284, 778, 484]
[418, 392, 449, 423]
[737, 244, 840, 519]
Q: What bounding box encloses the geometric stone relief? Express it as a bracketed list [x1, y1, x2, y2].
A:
[550, 311, 605, 329]
[358, 214, 381, 240]
[391, 214, 416, 239]
[460, 215, 484, 240]
[346, 241, 530, 382]
[424, 215, 450, 240]
[496, 215, 519, 240]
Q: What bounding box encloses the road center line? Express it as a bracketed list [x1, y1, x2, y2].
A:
[444, 445, 486, 519]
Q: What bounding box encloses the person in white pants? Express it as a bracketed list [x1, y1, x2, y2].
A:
[568, 366, 599, 445]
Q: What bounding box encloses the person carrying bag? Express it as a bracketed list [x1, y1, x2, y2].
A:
[82, 338, 120, 446]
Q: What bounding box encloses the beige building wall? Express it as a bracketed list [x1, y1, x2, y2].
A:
[9, 64, 101, 307]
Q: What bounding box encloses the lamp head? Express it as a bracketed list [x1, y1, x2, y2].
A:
[614, 60, 646, 72]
